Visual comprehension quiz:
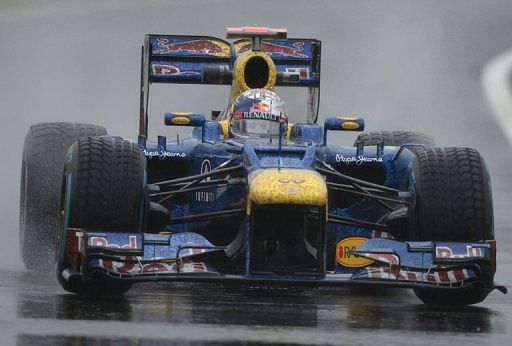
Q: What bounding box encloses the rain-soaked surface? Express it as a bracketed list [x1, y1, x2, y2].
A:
[2, 1, 512, 345]
[0, 265, 510, 345]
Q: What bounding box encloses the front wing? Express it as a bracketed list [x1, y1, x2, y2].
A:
[60, 228, 505, 294]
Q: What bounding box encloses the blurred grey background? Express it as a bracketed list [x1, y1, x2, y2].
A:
[1, 0, 512, 273]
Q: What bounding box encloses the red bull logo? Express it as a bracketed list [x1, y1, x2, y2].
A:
[152, 64, 178, 75]
[155, 38, 230, 57]
[151, 64, 200, 77]
[237, 41, 308, 58]
[250, 101, 271, 113]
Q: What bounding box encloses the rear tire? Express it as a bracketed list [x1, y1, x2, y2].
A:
[20, 122, 107, 272]
[355, 131, 435, 154]
[58, 136, 146, 295]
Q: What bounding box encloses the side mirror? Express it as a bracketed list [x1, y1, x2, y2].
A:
[165, 112, 207, 141]
[323, 116, 365, 144]
[164, 112, 206, 127]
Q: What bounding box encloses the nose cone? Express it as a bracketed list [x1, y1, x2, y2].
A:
[247, 169, 327, 213]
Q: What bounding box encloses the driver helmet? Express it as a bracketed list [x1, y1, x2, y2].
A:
[229, 89, 287, 138]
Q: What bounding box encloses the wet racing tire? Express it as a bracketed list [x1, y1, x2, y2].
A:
[58, 136, 146, 295]
[413, 282, 492, 306]
[412, 147, 494, 305]
[414, 262, 494, 306]
[413, 147, 493, 241]
[354, 131, 435, 154]
[20, 122, 107, 272]
[59, 273, 134, 297]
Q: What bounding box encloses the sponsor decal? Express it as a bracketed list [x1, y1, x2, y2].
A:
[436, 245, 484, 259]
[155, 38, 229, 57]
[171, 116, 191, 125]
[234, 111, 282, 122]
[195, 191, 215, 202]
[248, 112, 269, 120]
[196, 159, 214, 202]
[152, 64, 199, 76]
[90, 236, 138, 249]
[366, 267, 471, 283]
[152, 64, 177, 75]
[250, 101, 271, 113]
[140, 262, 208, 274]
[336, 237, 375, 268]
[143, 149, 187, 159]
[341, 121, 360, 130]
[237, 41, 308, 58]
[89, 236, 211, 275]
[100, 260, 209, 275]
[200, 159, 211, 181]
[90, 236, 138, 274]
[284, 67, 310, 79]
[335, 154, 384, 165]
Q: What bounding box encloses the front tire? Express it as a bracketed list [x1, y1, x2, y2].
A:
[412, 147, 494, 305]
[66, 137, 146, 232]
[413, 147, 494, 241]
[58, 136, 146, 295]
[58, 273, 133, 297]
[413, 283, 491, 306]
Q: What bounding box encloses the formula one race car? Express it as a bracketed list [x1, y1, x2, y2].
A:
[20, 27, 507, 305]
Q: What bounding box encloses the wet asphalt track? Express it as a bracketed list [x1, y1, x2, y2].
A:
[1, 1, 512, 345]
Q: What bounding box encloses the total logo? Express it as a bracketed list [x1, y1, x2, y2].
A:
[336, 237, 375, 268]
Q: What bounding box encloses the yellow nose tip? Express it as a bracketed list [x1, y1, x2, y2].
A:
[247, 169, 327, 213]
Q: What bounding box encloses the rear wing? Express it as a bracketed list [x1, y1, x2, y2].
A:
[140, 34, 321, 137]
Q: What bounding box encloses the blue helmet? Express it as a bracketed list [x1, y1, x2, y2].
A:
[230, 89, 287, 138]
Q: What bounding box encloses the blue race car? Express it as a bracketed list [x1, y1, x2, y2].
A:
[20, 27, 506, 304]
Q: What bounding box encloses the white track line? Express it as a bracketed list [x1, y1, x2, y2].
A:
[482, 47, 512, 146]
